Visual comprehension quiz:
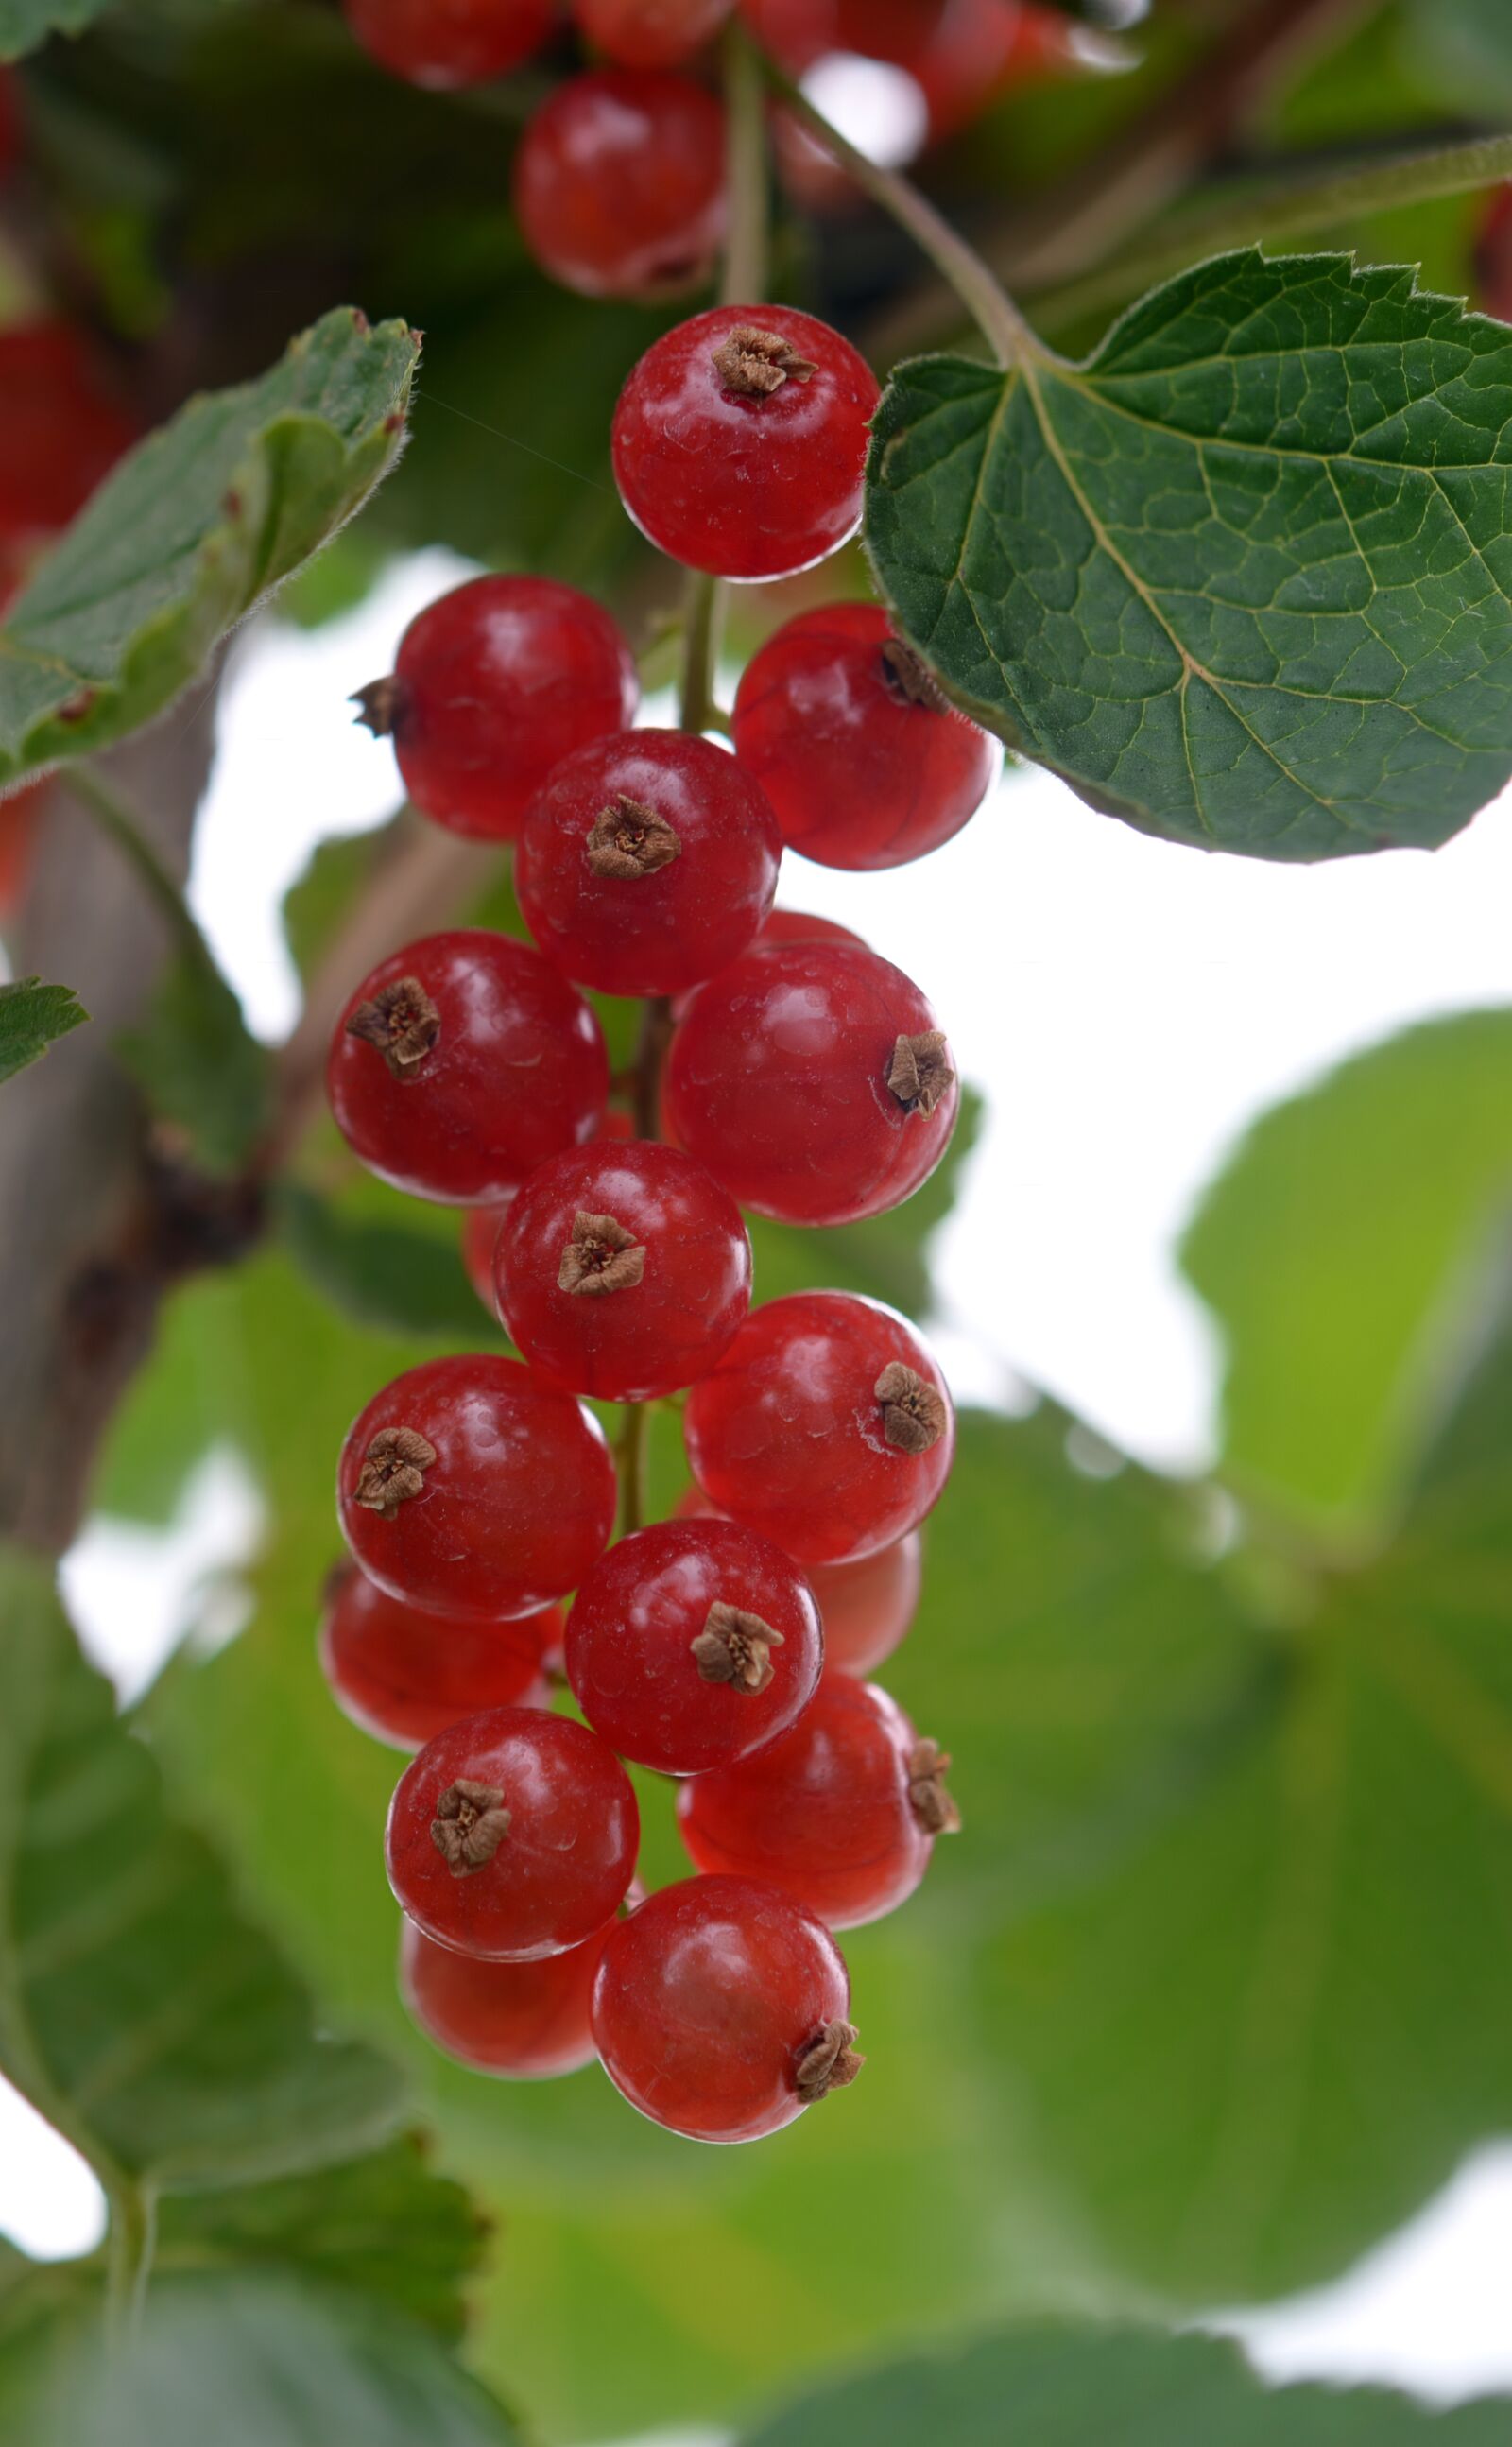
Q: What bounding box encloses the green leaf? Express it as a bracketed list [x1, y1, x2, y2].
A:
[0, 307, 418, 791]
[1403, 0, 1512, 115]
[0, 0, 106, 63]
[276, 1181, 495, 1342]
[1181, 1007, 1512, 1531]
[867, 250, 1512, 860]
[0, 1544, 405, 2197]
[0, 975, 88, 1085]
[742, 2323, 1512, 2447]
[115, 941, 271, 1178]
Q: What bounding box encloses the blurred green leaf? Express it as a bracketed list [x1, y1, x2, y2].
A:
[116, 940, 271, 1177]
[0, 0, 108, 62]
[0, 975, 88, 1085]
[1402, 0, 1512, 113]
[277, 1181, 496, 1342]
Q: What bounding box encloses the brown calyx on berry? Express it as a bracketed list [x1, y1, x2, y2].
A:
[346, 976, 440, 1079]
[795, 2019, 865, 2102]
[886, 1030, 954, 1117]
[586, 794, 681, 879]
[353, 1425, 437, 1517]
[431, 1779, 511, 1877]
[878, 638, 951, 714]
[558, 1211, 646, 1297]
[351, 675, 405, 738]
[690, 1601, 784, 1695]
[907, 1737, 960, 1835]
[712, 325, 818, 398]
[874, 1362, 946, 1456]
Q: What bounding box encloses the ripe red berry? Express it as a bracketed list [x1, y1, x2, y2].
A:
[683, 1291, 954, 1563]
[319, 1560, 558, 1749]
[387, 1706, 638, 1959]
[576, 0, 731, 64]
[516, 731, 781, 995]
[732, 602, 994, 868]
[592, 1874, 862, 2140]
[357, 577, 639, 842]
[678, 1677, 955, 1927]
[665, 937, 956, 1224]
[0, 320, 135, 553]
[611, 304, 880, 580]
[400, 1912, 619, 2077]
[338, 1354, 617, 1619]
[493, 1140, 751, 1401]
[342, 0, 553, 85]
[513, 71, 727, 301]
[678, 1488, 922, 1675]
[327, 929, 609, 1204]
[1476, 186, 1512, 323]
[566, 1518, 822, 1773]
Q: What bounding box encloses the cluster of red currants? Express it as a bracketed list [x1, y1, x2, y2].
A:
[322, 296, 992, 2143]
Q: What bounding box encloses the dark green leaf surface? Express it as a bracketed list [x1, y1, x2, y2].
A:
[277, 1181, 496, 1342]
[0, 1546, 404, 2197]
[0, 975, 88, 1085]
[0, 0, 105, 62]
[0, 309, 418, 791]
[868, 250, 1512, 859]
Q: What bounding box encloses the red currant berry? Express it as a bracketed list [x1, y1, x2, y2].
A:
[387, 1706, 638, 1959]
[400, 1908, 635, 2077]
[356, 577, 639, 842]
[678, 1677, 955, 1927]
[1477, 186, 1512, 322]
[328, 929, 609, 1204]
[683, 1291, 953, 1563]
[733, 602, 994, 868]
[339, 1354, 617, 1620]
[0, 321, 135, 551]
[566, 1518, 821, 1773]
[319, 1560, 558, 1749]
[665, 937, 956, 1225]
[0, 72, 19, 184]
[343, 0, 553, 85]
[516, 731, 781, 995]
[677, 1487, 922, 1675]
[611, 304, 880, 581]
[493, 1140, 750, 1401]
[669, 904, 868, 1024]
[513, 71, 727, 301]
[576, 0, 731, 63]
[592, 1873, 861, 2140]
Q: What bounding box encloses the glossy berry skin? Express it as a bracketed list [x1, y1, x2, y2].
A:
[683, 1291, 954, 1564]
[669, 905, 865, 1023]
[372, 577, 639, 842]
[611, 304, 880, 581]
[319, 1560, 558, 1750]
[338, 1354, 617, 1620]
[387, 1706, 638, 1960]
[517, 731, 781, 996]
[665, 937, 957, 1225]
[343, 0, 553, 86]
[679, 1677, 946, 1927]
[732, 602, 994, 869]
[592, 1874, 858, 2141]
[401, 1917, 608, 2077]
[678, 1488, 922, 1675]
[493, 1140, 751, 1401]
[327, 929, 609, 1204]
[576, 0, 731, 63]
[566, 1518, 822, 1774]
[514, 72, 726, 301]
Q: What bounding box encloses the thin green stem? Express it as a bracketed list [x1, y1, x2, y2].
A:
[761, 59, 1034, 367]
[105, 2179, 156, 2349]
[614, 1397, 651, 1537]
[677, 567, 726, 736]
[61, 765, 199, 957]
[722, 19, 769, 306]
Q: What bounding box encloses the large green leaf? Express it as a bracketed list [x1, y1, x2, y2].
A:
[0, 976, 88, 1086]
[0, 1546, 404, 2198]
[1181, 1007, 1512, 1531]
[743, 2323, 1512, 2447]
[867, 250, 1512, 860]
[1403, 0, 1512, 114]
[0, 308, 418, 791]
[276, 1182, 495, 1343]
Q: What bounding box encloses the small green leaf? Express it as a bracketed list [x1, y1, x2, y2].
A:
[0, 307, 418, 791]
[867, 251, 1512, 860]
[276, 1181, 494, 1341]
[115, 943, 272, 1178]
[0, 975, 88, 1085]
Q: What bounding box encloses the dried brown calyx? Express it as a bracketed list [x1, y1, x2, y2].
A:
[558, 1210, 646, 1298]
[350, 674, 405, 737]
[353, 1425, 437, 1517]
[690, 1601, 784, 1695]
[430, 1779, 511, 1877]
[794, 2019, 865, 2103]
[586, 794, 681, 879]
[878, 638, 951, 713]
[874, 1362, 947, 1456]
[886, 1030, 954, 1117]
[906, 1738, 961, 1835]
[711, 325, 818, 398]
[345, 976, 440, 1079]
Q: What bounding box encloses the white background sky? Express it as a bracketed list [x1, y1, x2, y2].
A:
[5, 554, 1512, 2426]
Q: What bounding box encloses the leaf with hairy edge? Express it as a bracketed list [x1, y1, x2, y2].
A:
[0, 308, 418, 791]
[867, 250, 1512, 860]
[0, 975, 88, 1085]
[0, 1545, 404, 2197]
